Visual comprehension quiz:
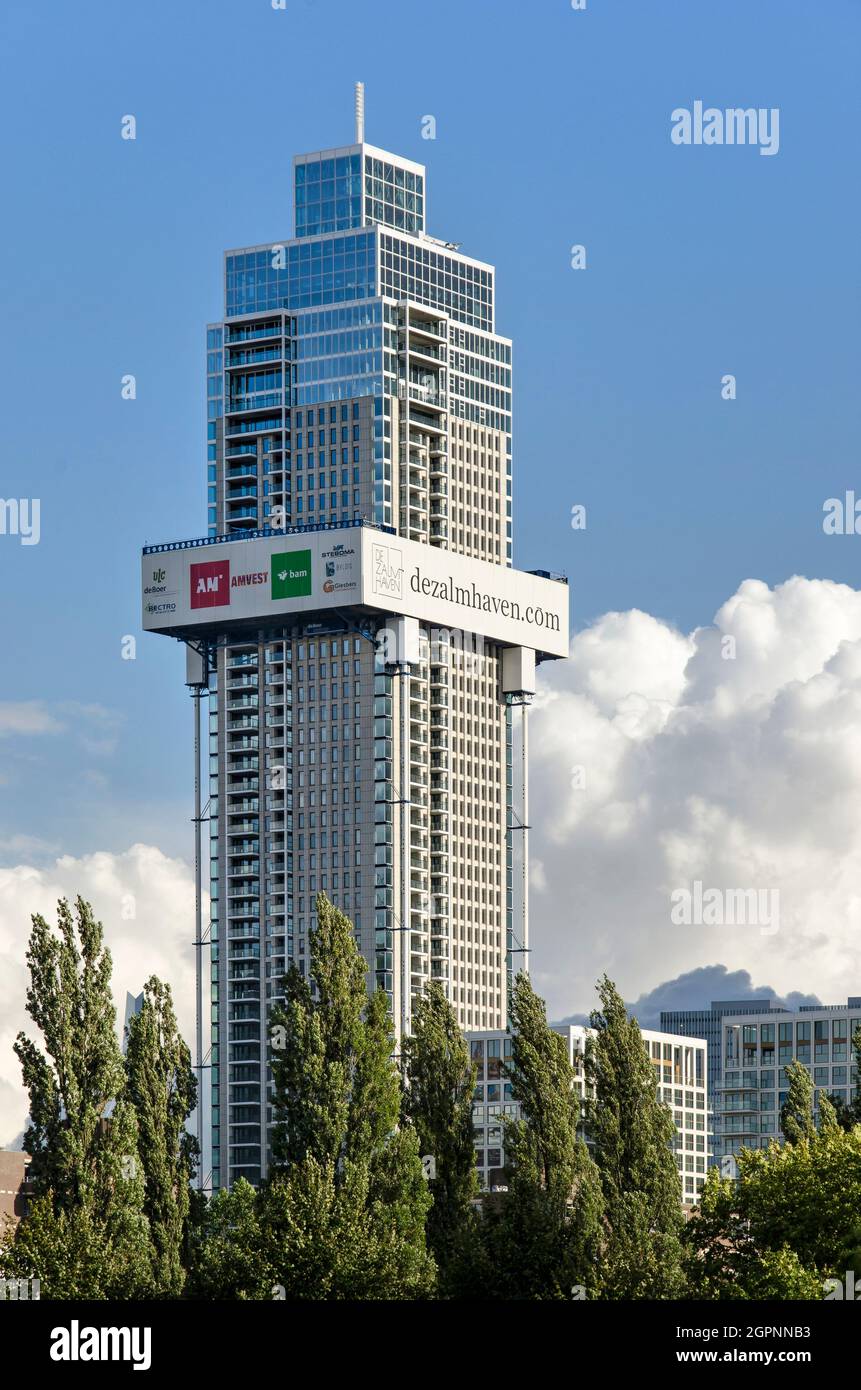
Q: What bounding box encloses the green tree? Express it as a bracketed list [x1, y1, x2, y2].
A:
[0, 897, 153, 1297]
[188, 1179, 269, 1300]
[401, 980, 478, 1287]
[265, 893, 435, 1298]
[125, 976, 198, 1297]
[780, 1060, 817, 1143]
[684, 1126, 861, 1298]
[585, 975, 685, 1298]
[452, 973, 603, 1299]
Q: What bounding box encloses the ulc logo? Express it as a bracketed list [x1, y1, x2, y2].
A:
[190, 560, 230, 610]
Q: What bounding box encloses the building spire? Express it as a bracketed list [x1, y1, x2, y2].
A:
[355, 81, 365, 144]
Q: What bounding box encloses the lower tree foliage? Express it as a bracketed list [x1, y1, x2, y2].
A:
[6, 893, 860, 1301]
[683, 1123, 861, 1298]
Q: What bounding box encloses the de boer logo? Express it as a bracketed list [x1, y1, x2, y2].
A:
[191, 560, 230, 609]
[271, 550, 312, 600]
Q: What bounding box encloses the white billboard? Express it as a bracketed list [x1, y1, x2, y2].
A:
[142, 525, 568, 658]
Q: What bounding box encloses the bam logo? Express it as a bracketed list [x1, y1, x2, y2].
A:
[271, 550, 312, 600]
[371, 543, 403, 599]
[191, 560, 230, 609]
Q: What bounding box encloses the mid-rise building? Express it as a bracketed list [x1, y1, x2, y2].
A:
[467, 1025, 711, 1205]
[663, 997, 861, 1166]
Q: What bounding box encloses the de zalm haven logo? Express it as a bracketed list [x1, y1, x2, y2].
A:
[271, 550, 312, 601]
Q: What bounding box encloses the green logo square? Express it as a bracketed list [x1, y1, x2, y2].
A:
[271, 550, 312, 600]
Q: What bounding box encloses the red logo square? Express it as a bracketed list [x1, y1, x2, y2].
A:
[191, 560, 230, 609]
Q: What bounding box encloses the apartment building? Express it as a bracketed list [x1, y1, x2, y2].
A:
[467, 1025, 711, 1205]
[663, 997, 861, 1166]
[143, 90, 568, 1191]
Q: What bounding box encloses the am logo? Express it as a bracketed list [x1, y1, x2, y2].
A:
[191, 559, 230, 609]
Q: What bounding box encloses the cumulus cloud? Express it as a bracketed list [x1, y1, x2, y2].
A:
[555, 966, 823, 1032]
[0, 845, 196, 1146]
[529, 576, 861, 1022]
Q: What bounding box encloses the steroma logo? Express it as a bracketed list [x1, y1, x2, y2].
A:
[271, 550, 312, 600]
[190, 559, 230, 609]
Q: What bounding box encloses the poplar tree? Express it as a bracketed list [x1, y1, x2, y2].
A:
[585, 975, 685, 1298]
[780, 1059, 816, 1143]
[453, 972, 603, 1299]
[125, 976, 198, 1297]
[402, 980, 478, 1285]
[265, 894, 435, 1298]
[1, 897, 152, 1297]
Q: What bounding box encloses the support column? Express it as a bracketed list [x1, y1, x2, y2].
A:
[186, 641, 209, 1191]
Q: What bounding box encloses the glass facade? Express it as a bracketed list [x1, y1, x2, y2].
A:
[226, 231, 376, 317]
[380, 232, 492, 332]
[363, 153, 424, 235]
[294, 153, 363, 237]
[294, 301, 388, 405]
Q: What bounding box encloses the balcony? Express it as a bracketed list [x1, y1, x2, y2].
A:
[226, 392, 284, 414]
[227, 842, 259, 857]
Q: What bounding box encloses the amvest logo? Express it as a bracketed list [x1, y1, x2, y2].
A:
[191, 560, 230, 609]
[271, 550, 312, 600]
[231, 571, 267, 588]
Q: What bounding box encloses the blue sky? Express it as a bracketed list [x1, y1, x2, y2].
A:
[0, 0, 859, 873]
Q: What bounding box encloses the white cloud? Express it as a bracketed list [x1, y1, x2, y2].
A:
[0, 703, 63, 738]
[0, 845, 196, 1145]
[0, 835, 59, 859]
[529, 576, 861, 1020]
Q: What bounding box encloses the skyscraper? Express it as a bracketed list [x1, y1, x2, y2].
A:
[145, 89, 568, 1191]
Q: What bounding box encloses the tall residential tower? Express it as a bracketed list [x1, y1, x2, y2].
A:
[144, 90, 568, 1191]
